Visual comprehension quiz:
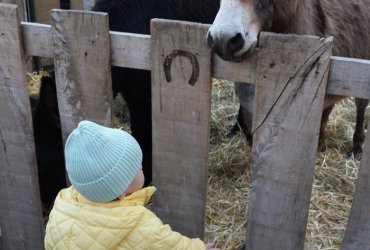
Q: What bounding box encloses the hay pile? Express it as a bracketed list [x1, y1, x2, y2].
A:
[205, 79, 365, 250]
[27, 72, 43, 99]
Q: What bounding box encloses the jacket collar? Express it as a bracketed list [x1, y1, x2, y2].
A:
[63, 186, 156, 207]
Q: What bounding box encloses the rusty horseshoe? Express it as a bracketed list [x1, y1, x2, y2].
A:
[163, 50, 200, 86]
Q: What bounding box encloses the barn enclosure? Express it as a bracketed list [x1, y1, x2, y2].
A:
[1, 3, 370, 250]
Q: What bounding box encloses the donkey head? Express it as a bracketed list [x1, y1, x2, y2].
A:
[207, 0, 298, 62]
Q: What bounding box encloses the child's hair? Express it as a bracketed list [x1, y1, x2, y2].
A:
[64, 120, 142, 202]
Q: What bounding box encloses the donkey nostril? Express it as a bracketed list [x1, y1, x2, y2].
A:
[206, 32, 215, 49]
[227, 33, 245, 54]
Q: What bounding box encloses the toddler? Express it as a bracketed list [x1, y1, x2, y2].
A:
[44, 120, 218, 250]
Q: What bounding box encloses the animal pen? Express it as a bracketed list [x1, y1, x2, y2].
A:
[1, 3, 370, 250]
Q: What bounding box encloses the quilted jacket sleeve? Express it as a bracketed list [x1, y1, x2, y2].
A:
[144, 211, 205, 249]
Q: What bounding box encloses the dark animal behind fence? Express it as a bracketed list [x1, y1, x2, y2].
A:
[207, 0, 370, 155]
[30, 72, 66, 215]
[92, 0, 220, 185]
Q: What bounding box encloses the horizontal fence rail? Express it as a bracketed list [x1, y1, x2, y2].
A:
[21, 22, 370, 99]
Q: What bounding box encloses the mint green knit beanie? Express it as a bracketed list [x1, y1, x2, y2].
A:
[65, 120, 142, 202]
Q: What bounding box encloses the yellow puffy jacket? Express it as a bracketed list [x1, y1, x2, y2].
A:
[45, 186, 205, 249]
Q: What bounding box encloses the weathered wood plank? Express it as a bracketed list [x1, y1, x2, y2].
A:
[21, 22, 152, 69]
[0, 0, 25, 20]
[0, 4, 44, 249]
[51, 9, 113, 143]
[342, 124, 370, 250]
[327, 56, 370, 100]
[22, 22, 53, 57]
[151, 19, 212, 238]
[246, 33, 333, 250]
[213, 53, 257, 84]
[110, 31, 151, 70]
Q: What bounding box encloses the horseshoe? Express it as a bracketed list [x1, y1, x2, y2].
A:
[163, 50, 200, 86]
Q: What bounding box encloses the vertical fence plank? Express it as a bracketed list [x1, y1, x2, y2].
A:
[151, 19, 212, 238]
[51, 9, 112, 143]
[0, 4, 44, 249]
[342, 125, 370, 249]
[0, 0, 25, 20]
[246, 33, 333, 250]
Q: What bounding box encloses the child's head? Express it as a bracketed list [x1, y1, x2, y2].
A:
[64, 120, 143, 202]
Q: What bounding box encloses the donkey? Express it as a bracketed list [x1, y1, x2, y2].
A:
[206, 0, 370, 155]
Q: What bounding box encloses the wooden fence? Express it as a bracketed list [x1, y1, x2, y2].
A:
[1, 4, 370, 250]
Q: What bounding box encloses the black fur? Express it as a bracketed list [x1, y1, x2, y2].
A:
[31, 72, 66, 214]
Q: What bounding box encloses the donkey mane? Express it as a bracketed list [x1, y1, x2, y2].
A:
[269, 0, 370, 58]
[314, 0, 327, 35]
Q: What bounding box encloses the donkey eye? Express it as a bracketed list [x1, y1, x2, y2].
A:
[254, 0, 271, 15]
[257, 0, 268, 8]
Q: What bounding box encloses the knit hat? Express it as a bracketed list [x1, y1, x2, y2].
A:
[65, 120, 142, 202]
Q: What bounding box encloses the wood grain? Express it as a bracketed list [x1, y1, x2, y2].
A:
[51, 10, 113, 143]
[0, 0, 24, 20]
[22, 22, 53, 57]
[0, 4, 44, 249]
[342, 121, 370, 249]
[110, 31, 151, 70]
[151, 19, 212, 239]
[246, 33, 333, 250]
[327, 56, 370, 100]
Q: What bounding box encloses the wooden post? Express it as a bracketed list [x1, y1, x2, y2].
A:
[151, 19, 212, 238]
[342, 123, 370, 249]
[0, 4, 44, 249]
[245, 33, 333, 250]
[50, 9, 113, 144]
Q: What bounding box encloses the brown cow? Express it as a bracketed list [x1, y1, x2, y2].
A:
[207, 0, 370, 155]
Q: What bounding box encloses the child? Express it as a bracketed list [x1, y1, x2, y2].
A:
[44, 120, 219, 250]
